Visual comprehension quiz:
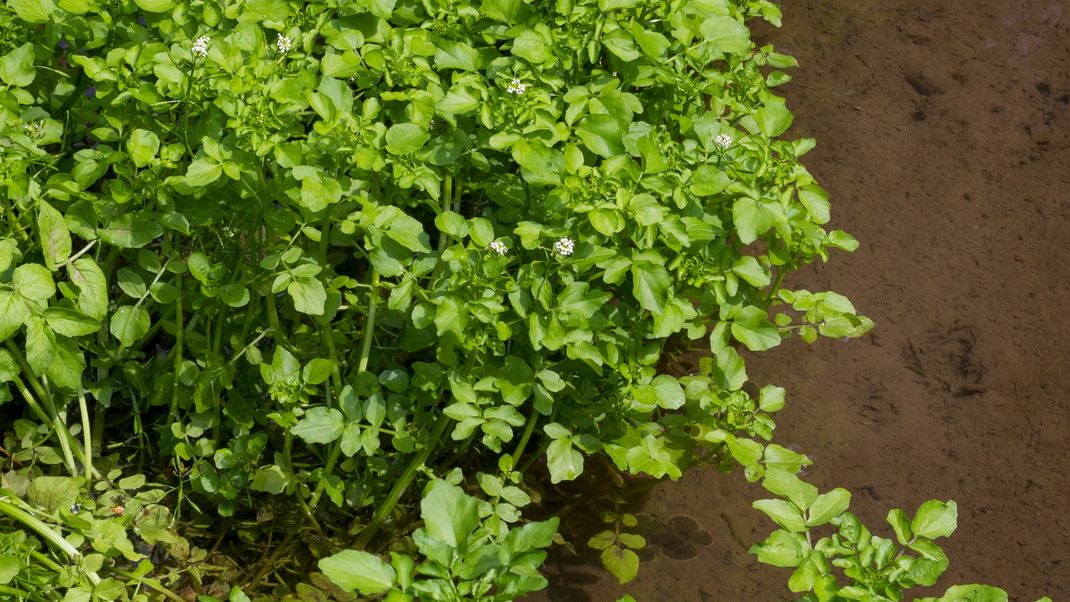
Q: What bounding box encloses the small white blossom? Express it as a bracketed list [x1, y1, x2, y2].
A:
[489, 241, 508, 256]
[506, 78, 527, 95]
[192, 36, 210, 59]
[553, 237, 574, 257]
[715, 133, 733, 149]
[276, 33, 292, 54]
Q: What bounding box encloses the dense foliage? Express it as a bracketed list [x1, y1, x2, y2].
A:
[0, 0, 1047, 599]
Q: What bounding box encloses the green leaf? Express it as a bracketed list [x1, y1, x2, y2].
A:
[511, 139, 562, 186]
[757, 97, 794, 137]
[291, 407, 344, 444]
[132, 0, 174, 12]
[651, 375, 685, 410]
[699, 16, 751, 56]
[37, 201, 71, 270]
[731, 306, 780, 351]
[751, 529, 804, 568]
[600, 546, 639, 585]
[288, 277, 327, 315]
[434, 41, 482, 71]
[184, 159, 223, 187]
[434, 211, 468, 240]
[110, 305, 150, 349]
[13, 264, 55, 300]
[385, 124, 430, 155]
[43, 308, 99, 337]
[576, 115, 626, 158]
[762, 469, 819, 510]
[798, 184, 831, 224]
[421, 480, 479, 549]
[26, 476, 79, 513]
[68, 258, 108, 320]
[911, 500, 958, 540]
[933, 585, 1009, 602]
[753, 499, 806, 532]
[731, 256, 770, 287]
[302, 358, 333, 385]
[318, 550, 396, 595]
[546, 438, 583, 483]
[806, 488, 851, 526]
[691, 165, 731, 196]
[0, 43, 35, 87]
[99, 215, 163, 248]
[630, 263, 670, 314]
[758, 385, 785, 412]
[24, 318, 52, 376]
[7, 0, 53, 24]
[511, 29, 551, 64]
[250, 465, 289, 494]
[127, 129, 161, 167]
[732, 197, 774, 245]
[884, 509, 912, 546]
[0, 292, 26, 342]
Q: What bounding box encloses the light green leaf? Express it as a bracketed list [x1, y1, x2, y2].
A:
[806, 488, 851, 526]
[933, 585, 1009, 602]
[762, 469, 819, 510]
[911, 500, 958, 540]
[691, 165, 731, 196]
[420, 480, 479, 549]
[699, 16, 750, 56]
[12, 264, 55, 300]
[385, 123, 430, 155]
[753, 499, 806, 532]
[7, 0, 53, 24]
[757, 97, 794, 137]
[185, 159, 223, 187]
[576, 115, 625, 158]
[127, 129, 161, 167]
[37, 201, 71, 270]
[798, 184, 831, 224]
[434, 211, 468, 240]
[43, 308, 99, 337]
[652, 375, 685, 410]
[752, 529, 804, 568]
[291, 407, 344, 444]
[434, 41, 482, 71]
[46, 334, 85, 390]
[24, 317, 53, 376]
[99, 215, 163, 248]
[886, 508, 913, 545]
[511, 139, 562, 186]
[250, 466, 289, 494]
[547, 438, 583, 483]
[731, 256, 770, 287]
[630, 263, 670, 314]
[110, 305, 150, 349]
[68, 258, 108, 320]
[318, 550, 396, 595]
[511, 29, 551, 64]
[731, 306, 780, 351]
[0, 292, 27, 342]
[132, 0, 174, 12]
[600, 546, 639, 585]
[732, 197, 774, 245]
[26, 476, 79, 513]
[0, 43, 35, 87]
[288, 277, 326, 315]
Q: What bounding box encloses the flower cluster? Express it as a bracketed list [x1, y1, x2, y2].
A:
[276, 34, 292, 54]
[553, 237, 574, 257]
[489, 241, 508, 256]
[192, 36, 210, 59]
[506, 78, 527, 95]
[715, 133, 733, 149]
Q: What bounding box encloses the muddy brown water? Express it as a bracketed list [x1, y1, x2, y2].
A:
[527, 0, 1070, 599]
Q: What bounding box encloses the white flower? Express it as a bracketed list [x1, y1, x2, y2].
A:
[715, 133, 733, 149]
[553, 237, 574, 257]
[506, 78, 527, 95]
[192, 36, 210, 59]
[276, 33, 292, 54]
[489, 241, 508, 256]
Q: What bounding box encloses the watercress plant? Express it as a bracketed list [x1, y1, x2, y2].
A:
[0, 0, 1045, 599]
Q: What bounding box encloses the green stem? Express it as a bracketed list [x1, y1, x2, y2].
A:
[77, 387, 92, 483]
[310, 270, 380, 508]
[113, 571, 187, 602]
[265, 290, 284, 341]
[356, 413, 450, 549]
[169, 271, 183, 421]
[8, 369, 77, 477]
[510, 409, 540, 468]
[437, 175, 453, 254]
[0, 497, 100, 585]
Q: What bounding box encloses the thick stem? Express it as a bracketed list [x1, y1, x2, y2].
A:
[0, 497, 100, 585]
[169, 272, 184, 421]
[78, 387, 92, 483]
[356, 413, 450, 549]
[510, 409, 540, 468]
